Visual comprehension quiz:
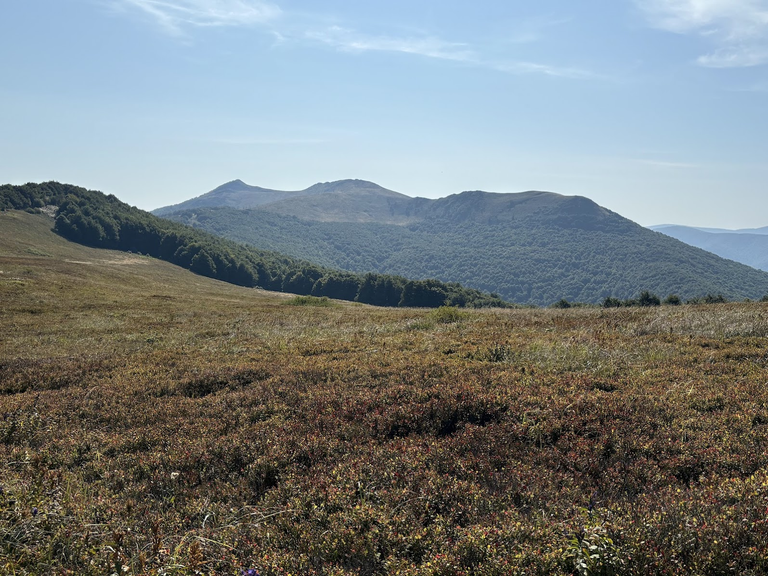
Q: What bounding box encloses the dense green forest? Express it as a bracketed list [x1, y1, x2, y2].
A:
[163, 202, 768, 306]
[0, 182, 508, 308]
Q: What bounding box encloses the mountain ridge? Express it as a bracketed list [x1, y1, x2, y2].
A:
[153, 179, 410, 220]
[154, 180, 615, 227]
[156, 179, 768, 305]
[652, 224, 768, 236]
[650, 224, 768, 272]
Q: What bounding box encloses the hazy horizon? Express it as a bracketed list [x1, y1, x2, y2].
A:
[3, 1, 767, 228]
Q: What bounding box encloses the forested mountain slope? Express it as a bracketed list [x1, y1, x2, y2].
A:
[0, 182, 508, 308]
[158, 180, 768, 305]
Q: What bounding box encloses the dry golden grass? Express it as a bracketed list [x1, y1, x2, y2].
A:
[3, 211, 768, 575]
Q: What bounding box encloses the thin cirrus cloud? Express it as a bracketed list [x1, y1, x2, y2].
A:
[307, 26, 594, 79]
[491, 61, 595, 79]
[305, 26, 475, 62]
[111, 1, 594, 79]
[113, 0, 281, 35]
[636, 0, 768, 67]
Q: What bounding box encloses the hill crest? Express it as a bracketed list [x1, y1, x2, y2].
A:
[156, 180, 768, 305]
[153, 179, 409, 219]
[154, 180, 608, 226]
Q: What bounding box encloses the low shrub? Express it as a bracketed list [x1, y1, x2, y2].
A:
[285, 295, 337, 307]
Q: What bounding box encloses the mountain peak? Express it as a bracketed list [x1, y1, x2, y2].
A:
[302, 179, 404, 198]
[208, 179, 256, 193]
[409, 189, 613, 227]
[153, 178, 410, 219]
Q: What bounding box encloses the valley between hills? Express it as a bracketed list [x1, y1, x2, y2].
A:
[4, 209, 768, 574]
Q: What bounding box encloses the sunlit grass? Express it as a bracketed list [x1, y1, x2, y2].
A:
[3, 212, 768, 574]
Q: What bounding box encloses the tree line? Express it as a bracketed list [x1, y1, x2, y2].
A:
[551, 290, 766, 309]
[0, 182, 509, 309]
[162, 200, 768, 306]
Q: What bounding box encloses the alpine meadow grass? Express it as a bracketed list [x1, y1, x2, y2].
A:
[3, 212, 768, 574]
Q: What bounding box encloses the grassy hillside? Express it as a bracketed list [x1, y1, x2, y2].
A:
[0, 182, 508, 309]
[0, 211, 288, 361]
[5, 211, 768, 574]
[165, 197, 768, 305]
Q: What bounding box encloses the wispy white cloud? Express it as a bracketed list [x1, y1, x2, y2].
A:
[491, 61, 595, 79]
[307, 26, 594, 79]
[109, 3, 594, 79]
[113, 0, 280, 35]
[305, 26, 474, 62]
[636, 0, 768, 67]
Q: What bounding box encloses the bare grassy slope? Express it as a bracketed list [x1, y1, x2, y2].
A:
[4, 211, 768, 574]
[0, 211, 288, 360]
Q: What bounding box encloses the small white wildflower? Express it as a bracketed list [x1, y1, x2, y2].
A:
[170, 471, 180, 480]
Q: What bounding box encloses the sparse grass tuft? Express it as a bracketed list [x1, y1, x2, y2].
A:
[428, 305, 467, 324]
[284, 295, 337, 307]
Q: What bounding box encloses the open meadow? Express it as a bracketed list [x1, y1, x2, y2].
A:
[3, 212, 768, 575]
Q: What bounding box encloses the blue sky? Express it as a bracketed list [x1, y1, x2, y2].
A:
[2, 0, 767, 227]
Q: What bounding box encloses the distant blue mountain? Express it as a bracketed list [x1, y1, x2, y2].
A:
[650, 225, 768, 272]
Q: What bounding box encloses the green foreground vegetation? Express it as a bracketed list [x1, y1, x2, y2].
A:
[3, 212, 768, 575]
